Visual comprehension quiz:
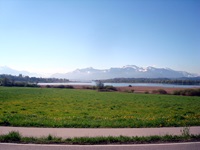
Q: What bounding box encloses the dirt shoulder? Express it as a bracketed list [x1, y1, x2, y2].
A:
[116, 86, 198, 94]
[69, 85, 199, 94]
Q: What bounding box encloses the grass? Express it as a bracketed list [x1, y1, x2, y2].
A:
[0, 131, 200, 144]
[0, 87, 200, 128]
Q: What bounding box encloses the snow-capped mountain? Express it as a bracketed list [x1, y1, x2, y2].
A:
[1, 65, 197, 80]
[52, 65, 197, 80]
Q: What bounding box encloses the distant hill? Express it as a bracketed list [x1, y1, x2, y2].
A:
[52, 65, 198, 80]
[0, 66, 40, 77]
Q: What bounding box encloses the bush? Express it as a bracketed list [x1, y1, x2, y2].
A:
[25, 83, 39, 87]
[83, 86, 92, 89]
[54, 85, 74, 89]
[55, 85, 65, 88]
[96, 81, 104, 89]
[2, 131, 21, 142]
[97, 87, 117, 92]
[46, 85, 52, 88]
[152, 89, 167, 94]
[104, 86, 117, 91]
[145, 91, 149, 94]
[173, 89, 200, 96]
[158, 89, 167, 94]
[13, 82, 25, 87]
[173, 90, 181, 95]
[0, 118, 11, 126]
[95, 82, 117, 92]
[65, 85, 74, 89]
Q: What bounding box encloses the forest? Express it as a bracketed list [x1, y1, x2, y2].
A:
[100, 77, 200, 85]
[0, 74, 69, 86]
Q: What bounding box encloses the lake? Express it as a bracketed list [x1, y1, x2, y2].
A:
[38, 82, 200, 88]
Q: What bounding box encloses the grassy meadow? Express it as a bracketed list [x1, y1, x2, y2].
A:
[0, 87, 200, 128]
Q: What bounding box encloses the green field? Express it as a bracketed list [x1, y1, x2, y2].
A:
[0, 87, 200, 128]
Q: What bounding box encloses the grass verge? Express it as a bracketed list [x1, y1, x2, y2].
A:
[0, 131, 200, 144]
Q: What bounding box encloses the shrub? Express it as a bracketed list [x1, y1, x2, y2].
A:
[96, 81, 104, 89]
[83, 86, 92, 89]
[2, 131, 21, 142]
[25, 83, 39, 87]
[173, 89, 200, 96]
[157, 89, 167, 94]
[95, 82, 117, 92]
[13, 82, 25, 87]
[173, 90, 181, 95]
[54, 85, 74, 89]
[46, 85, 51, 88]
[144, 91, 149, 94]
[105, 86, 117, 91]
[0, 119, 10, 126]
[152, 89, 167, 94]
[65, 85, 74, 89]
[56, 85, 65, 88]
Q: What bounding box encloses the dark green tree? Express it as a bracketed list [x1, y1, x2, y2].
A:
[1, 77, 11, 86]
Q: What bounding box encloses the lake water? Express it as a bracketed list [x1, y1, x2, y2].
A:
[38, 82, 200, 88]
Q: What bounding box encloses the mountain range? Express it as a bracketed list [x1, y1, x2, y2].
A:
[0, 65, 198, 80]
[51, 65, 198, 80]
[0, 66, 40, 77]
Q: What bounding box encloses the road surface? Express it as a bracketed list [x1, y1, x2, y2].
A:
[1, 142, 200, 150]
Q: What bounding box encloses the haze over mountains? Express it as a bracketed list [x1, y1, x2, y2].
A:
[0, 66, 40, 77]
[0, 65, 198, 80]
[51, 65, 198, 80]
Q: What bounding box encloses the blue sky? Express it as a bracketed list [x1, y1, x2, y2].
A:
[0, 0, 200, 75]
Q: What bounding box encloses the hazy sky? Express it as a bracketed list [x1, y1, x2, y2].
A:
[0, 0, 200, 75]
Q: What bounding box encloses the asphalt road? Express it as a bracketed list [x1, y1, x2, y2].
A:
[1, 142, 200, 150]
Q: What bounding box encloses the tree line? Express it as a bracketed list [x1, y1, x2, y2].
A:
[100, 77, 200, 85]
[0, 74, 69, 86]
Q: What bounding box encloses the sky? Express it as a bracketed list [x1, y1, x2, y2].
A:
[0, 0, 200, 75]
